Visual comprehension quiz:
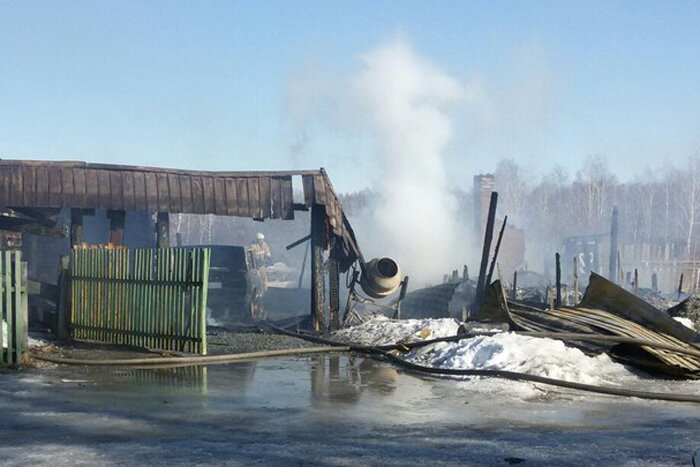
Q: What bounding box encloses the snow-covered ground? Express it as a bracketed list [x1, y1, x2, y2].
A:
[334, 317, 700, 399]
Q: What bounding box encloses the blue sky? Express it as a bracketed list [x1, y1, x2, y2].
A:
[1, 1, 699, 192]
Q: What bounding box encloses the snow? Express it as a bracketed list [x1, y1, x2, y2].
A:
[332, 317, 700, 399]
[673, 316, 697, 331]
[333, 316, 461, 346]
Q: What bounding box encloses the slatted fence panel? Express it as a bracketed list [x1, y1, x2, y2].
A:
[70, 246, 210, 354]
[0, 250, 28, 366]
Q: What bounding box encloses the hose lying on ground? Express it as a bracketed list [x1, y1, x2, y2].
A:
[264, 322, 700, 404]
[31, 345, 348, 367]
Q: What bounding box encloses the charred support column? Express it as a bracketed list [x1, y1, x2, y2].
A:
[108, 210, 126, 245]
[70, 208, 84, 248]
[156, 212, 170, 248]
[310, 204, 327, 332]
[328, 238, 340, 331]
[474, 192, 498, 307]
[555, 252, 562, 308]
[608, 206, 619, 282]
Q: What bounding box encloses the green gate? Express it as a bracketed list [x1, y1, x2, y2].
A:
[1, 251, 28, 366]
[70, 247, 210, 354]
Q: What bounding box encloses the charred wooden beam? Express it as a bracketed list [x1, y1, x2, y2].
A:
[310, 204, 326, 332]
[156, 212, 170, 248]
[555, 252, 562, 308]
[70, 208, 84, 247]
[608, 206, 619, 282]
[108, 210, 126, 245]
[474, 192, 498, 308]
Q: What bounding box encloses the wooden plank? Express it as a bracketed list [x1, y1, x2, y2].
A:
[72, 168, 86, 207]
[248, 178, 261, 218]
[10, 166, 24, 206]
[190, 176, 204, 214]
[313, 174, 327, 205]
[109, 172, 124, 210]
[224, 178, 238, 216]
[84, 169, 99, 208]
[35, 167, 50, 207]
[213, 177, 227, 215]
[302, 174, 315, 207]
[259, 176, 272, 218]
[180, 175, 193, 213]
[236, 179, 250, 217]
[97, 169, 112, 209]
[201, 177, 215, 214]
[281, 176, 294, 220]
[270, 177, 282, 219]
[168, 174, 182, 212]
[122, 171, 136, 211]
[22, 167, 37, 206]
[58, 168, 74, 207]
[0, 169, 10, 206]
[48, 167, 63, 208]
[156, 173, 170, 212]
[132, 172, 147, 212]
[144, 172, 159, 212]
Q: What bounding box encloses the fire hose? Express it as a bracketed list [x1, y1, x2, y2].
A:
[30, 325, 700, 403]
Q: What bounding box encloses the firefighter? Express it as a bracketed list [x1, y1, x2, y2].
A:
[250, 232, 271, 266]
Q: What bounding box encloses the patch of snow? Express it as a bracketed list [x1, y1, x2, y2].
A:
[673, 316, 697, 331]
[333, 317, 461, 346]
[333, 317, 666, 399]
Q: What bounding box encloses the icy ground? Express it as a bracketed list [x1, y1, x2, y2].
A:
[0, 355, 699, 466]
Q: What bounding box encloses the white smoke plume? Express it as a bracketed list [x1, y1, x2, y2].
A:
[353, 38, 468, 284]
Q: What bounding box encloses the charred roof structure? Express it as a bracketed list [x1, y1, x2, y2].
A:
[0, 159, 362, 332]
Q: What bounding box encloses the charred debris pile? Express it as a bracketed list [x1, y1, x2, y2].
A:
[343, 190, 700, 382]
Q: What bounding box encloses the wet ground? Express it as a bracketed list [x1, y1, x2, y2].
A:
[1, 353, 699, 466]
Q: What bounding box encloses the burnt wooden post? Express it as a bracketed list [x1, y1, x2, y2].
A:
[609, 206, 619, 282]
[56, 255, 70, 340]
[108, 210, 126, 245]
[486, 215, 507, 287]
[156, 212, 170, 248]
[511, 270, 517, 300]
[617, 249, 623, 284]
[328, 238, 340, 331]
[555, 252, 562, 308]
[70, 208, 84, 248]
[475, 192, 498, 307]
[310, 204, 326, 332]
[572, 256, 579, 306]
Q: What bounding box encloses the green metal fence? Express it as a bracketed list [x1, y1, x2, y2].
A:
[1, 250, 28, 366]
[70, 246, 210, 354]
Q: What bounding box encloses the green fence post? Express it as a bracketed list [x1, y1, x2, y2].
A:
[199, 248, 210, 355]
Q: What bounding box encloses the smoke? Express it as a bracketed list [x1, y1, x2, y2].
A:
[352, 38, 470, 284]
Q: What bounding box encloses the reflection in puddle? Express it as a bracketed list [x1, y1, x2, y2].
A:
[311, 355, 400, 404]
